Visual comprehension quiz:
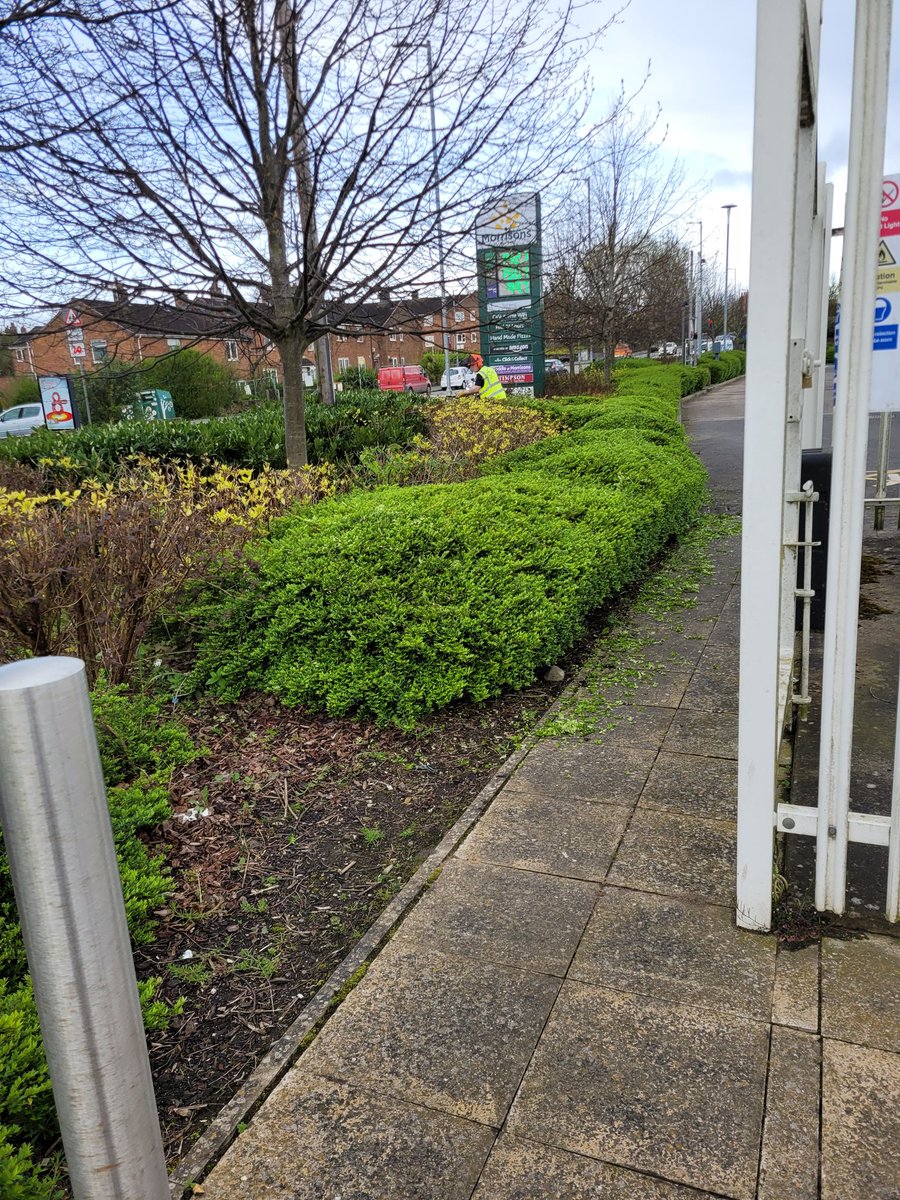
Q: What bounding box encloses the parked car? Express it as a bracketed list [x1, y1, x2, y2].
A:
[652, 341, 679, 358]
[439, 365, 475, 391]
[544, 357, 567, 374]
[712, 336, 735, 353]
[0, 402, 45, 438]
[614, 343, 632, 358]
[377, 365, 432, 395]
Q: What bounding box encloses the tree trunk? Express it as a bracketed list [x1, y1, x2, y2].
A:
[603, 332, 613, 388]
[279, 332, 309, 467]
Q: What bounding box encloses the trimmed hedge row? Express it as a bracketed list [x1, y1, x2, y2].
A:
[0, 390, 427, 477]
[188, 361, 708, 728]
[698, 349, 746, 384]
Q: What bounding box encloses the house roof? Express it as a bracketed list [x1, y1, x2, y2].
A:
[15, 297, 246, 343]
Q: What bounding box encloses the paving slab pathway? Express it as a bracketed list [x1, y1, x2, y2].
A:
[193, 378, 900, 1198]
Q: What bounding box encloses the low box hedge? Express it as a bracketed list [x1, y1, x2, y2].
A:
[188, 362, 708, 728]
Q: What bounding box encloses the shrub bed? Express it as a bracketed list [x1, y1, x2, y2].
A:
[188, 362, 707, 728]
[0, 458, 331, 682]
[0, 390, 426, 478]
[0, 682, 193, 1199]
[697, 349, 746, 384]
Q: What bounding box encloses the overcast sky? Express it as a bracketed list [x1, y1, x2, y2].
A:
[589, 0, 900, 287]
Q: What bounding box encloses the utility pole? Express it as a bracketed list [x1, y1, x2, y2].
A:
[585, 176, 593, 364]
[722, 204, 737, 341]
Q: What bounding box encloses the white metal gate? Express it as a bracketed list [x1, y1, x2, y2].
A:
[737, 0, 899, 930]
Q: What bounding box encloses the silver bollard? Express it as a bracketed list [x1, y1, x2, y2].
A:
[0, 658, 169, 1200]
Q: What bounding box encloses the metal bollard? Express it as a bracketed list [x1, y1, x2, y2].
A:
[0, 658, 169, 1200]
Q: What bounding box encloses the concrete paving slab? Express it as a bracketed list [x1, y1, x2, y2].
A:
[458, 791, 631, 882]
[680, 670, 740, 714]
[569, 886, 775, 1020]
[199, 1076, 495, 1200]
[758, 1026, 821, 1200]
[821, 934, 900, 1052]
[297, 943, 560, 1126]
[639, 750, 738, 820]
[822, 1038, 900, 1200]
[507, 981, 769, 1199]
[663, 709, 739, 759]
[771, 943, 819, 1033]
[607, 808, 737, 905]
[595, 704, 676, 750]
[390, 858, 597, 978]
[471, 1134, 718, 1199]
[505, 738, 657, 806]
[575, 668, 693, 710]
[640, 631, 709, 671]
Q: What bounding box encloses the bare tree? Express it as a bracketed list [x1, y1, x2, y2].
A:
[0, 0, 621, 463]
[545, 103, 699, 382]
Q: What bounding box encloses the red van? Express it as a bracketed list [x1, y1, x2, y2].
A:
[377, 365, 432, 395]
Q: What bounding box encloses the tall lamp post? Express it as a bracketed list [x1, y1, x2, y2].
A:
[690, 220, 703, 363]
[425, 43, 452, 395]
[582, 176, 593, 364]
[722, 204, 737, 342]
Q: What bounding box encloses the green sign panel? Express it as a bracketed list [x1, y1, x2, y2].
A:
[475, 194, 544, 398]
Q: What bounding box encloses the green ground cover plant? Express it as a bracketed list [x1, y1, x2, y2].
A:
[0, 681, 194, 1197]
[188, 361, 708, 728]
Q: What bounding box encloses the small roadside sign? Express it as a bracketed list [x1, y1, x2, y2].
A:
[68, 339, 86, 360]
[63, 307, 82, 327]
[871, 172, 900, 412]
[38, 377, 77, 432]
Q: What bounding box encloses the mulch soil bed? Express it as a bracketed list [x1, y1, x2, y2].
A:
[141, 663, 590, 1163]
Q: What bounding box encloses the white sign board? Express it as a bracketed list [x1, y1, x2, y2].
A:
[38, 376, 76, 432]
[870, 173, 900, 412]
[475, 194, 538, 247]
[68, 338, 86, 360]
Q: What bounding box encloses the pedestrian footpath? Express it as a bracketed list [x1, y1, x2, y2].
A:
[195, 377, 899, 1200]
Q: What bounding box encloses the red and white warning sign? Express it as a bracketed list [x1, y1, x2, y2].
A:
[63, 307, 82, 327]
[871, 173, 900, 412]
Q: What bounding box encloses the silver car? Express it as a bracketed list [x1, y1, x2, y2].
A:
[0, 402, 45, 438]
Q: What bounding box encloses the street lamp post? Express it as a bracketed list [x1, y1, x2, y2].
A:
[690, 220, 703, 362]
[425, 43, 452, 395]
[583, 176, 593, 363]
[722, 204, 737, 341]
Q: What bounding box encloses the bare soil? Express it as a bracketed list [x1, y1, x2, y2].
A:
[140, 670, 579, 1163]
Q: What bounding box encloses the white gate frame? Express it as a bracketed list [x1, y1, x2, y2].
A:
[738, 0, 898, 930]
[737, 0, 821, 932]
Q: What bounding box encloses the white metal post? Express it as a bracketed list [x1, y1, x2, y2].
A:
[816, 0, 893, 915]
[0, 658, 169, 1199]
[802, 163, 828, 449]
[888, 652, 900, 921]
[815, 180, 835, 448]
[738, 0, 807, 932]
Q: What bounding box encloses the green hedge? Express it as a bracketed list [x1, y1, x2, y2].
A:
[0, 681, 193, 1197]
[697, 349, 746, 385]
[0, 390, 427, 478]
[188, 361, 707, 728]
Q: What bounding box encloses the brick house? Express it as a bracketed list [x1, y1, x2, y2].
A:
[10, 289, 480, 392]
[330, 292, 481, 375]
[11, 295, 284, 385]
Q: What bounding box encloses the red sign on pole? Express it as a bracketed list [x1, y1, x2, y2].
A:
[64, 308, 82, 328]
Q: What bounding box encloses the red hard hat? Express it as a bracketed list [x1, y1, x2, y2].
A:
[469, 353, 483, 370]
